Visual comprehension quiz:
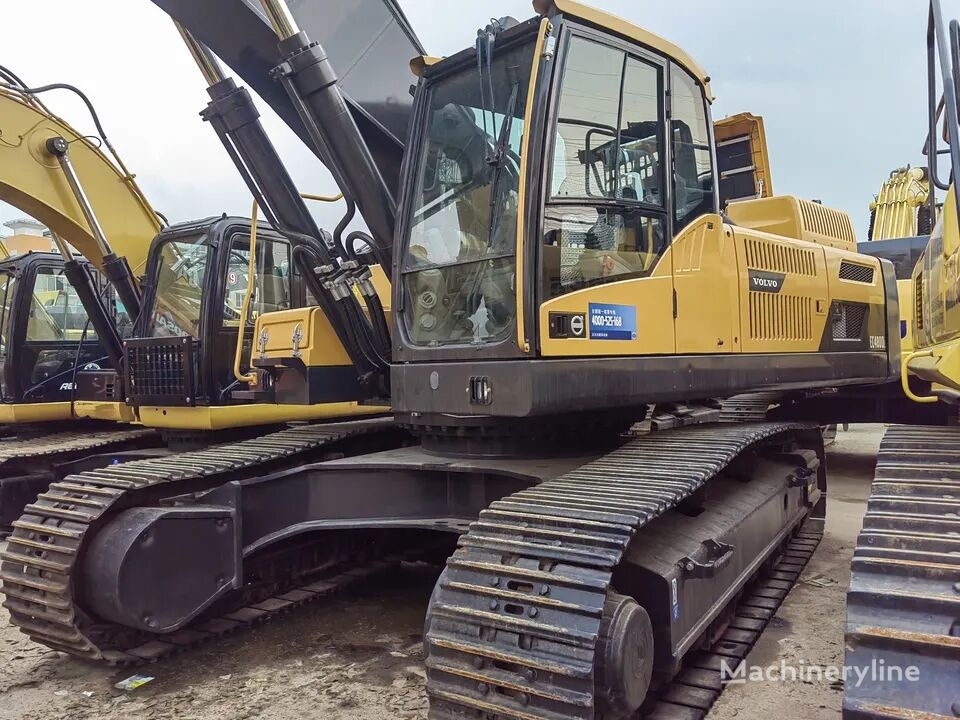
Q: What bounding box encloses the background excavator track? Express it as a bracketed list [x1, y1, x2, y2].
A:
[844, 425, 960, 719]
[0, 428, 159, 532]
[0, 418, 396, 662]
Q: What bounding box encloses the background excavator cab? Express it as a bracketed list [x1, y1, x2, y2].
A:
[0, 252, 125, 420]
[126, 216, 309, 411]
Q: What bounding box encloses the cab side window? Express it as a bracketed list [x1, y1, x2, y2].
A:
[671, 65, 715, 230]
[544, 36, 667, 300]
[223, 235, 293, 328]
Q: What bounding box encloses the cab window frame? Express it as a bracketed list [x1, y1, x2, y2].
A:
[539, 24, 672, 302]
[669, 62, 719, 231]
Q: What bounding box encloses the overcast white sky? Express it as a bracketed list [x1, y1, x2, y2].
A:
[1, 0, 957, 239]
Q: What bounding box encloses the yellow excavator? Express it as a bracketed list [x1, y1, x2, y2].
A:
[1, 2, 904, 718]
[0, 62, 398, 531]
[715, 111, 774, 205]
[845, 2, 960, 716]
[860, 166, 934, 357]
[869, 165, 934, 242]
[0, 71, 167, 528]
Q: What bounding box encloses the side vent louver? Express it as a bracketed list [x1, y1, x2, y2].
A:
[745, 237, 817, 276]
[748, 294, 814, 341]
[838, 261, 875, 284]
[125, 336, 198, 407]
[799, 200, 857, 245]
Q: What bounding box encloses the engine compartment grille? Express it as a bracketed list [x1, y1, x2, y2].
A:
[744, 237, 817, 276]
[798, 199, 857, 245]
[915, 272, 924, 331]
[839, 261, 875, 284]
[831, 302, 868, 341]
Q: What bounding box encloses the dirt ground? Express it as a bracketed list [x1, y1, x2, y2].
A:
[0, 425, 882, 720]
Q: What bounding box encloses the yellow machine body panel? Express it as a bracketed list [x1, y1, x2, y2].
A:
[255, 306, 354, 367]
[539, 249, 676, 357]
[898, 279, 915, 355]
[253, 264, 392, 367]
[0, 402, 77, 424]
[870, 166, 931, 241]
[0, 89, 160, 274]
[539, 211, 887, 358]
[71, 401, 139, 423]
[908, 184, 960, 393]
[137, 402, 388, 431]
[672, 216, 740, 354]
[726, 196, 858, 252]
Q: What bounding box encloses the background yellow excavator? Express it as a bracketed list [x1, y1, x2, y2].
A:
[0, 58, 396, 531]
[860, 166, 935, 356]
[844, 2, 960, 717]
[714, 111, 774, 206]
[0, 69, 166, 528]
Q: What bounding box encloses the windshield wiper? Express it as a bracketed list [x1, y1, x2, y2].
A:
[486, 66, 520, 249]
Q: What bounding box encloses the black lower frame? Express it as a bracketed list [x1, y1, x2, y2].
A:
[392, 351, 897, 419]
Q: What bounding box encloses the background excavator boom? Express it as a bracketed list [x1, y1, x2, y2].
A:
[0, 86, 160, 274]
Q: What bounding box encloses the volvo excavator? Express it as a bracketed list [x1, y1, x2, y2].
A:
[0, 1, 906, 718]
[844, 2, 960, 716]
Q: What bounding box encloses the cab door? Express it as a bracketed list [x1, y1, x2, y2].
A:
[18, 263, 111, 402]
[538, 31, 675, 357]
[669, 64, 738, 354]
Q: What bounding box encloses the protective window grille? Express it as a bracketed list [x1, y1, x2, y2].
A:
[838, 261, 875, 284]
[125, 336, 197, 406]
[831, 302, 867, 341]
[744, 238, 817, 276]
[748, 294, 814, 340]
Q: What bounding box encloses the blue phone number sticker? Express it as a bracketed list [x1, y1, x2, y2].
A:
[588, 303, 637, 340]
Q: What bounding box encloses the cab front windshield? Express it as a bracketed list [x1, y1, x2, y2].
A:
[402, 37, 535, 347]
[148, 237, 210, 338]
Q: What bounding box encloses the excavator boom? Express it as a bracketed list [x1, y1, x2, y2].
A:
[0, 87, 160, 274]
[152, 0, 422, 198]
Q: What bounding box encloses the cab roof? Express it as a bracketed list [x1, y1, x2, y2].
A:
[553, 0, 713, 100]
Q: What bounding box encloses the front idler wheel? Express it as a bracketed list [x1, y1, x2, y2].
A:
[596, 592, 655, 719]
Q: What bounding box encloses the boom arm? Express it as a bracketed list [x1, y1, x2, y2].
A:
[0, 87, 160, 274]
[151, 0, 424, 200]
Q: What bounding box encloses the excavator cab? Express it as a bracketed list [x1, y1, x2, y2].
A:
[0, 251, 124, 421]
[390, 0, 899, 443]
[120, 215, 384, 431]
[121, 215, 351, 428]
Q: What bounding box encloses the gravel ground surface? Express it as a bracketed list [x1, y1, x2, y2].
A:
[0, 425, 882, 720]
